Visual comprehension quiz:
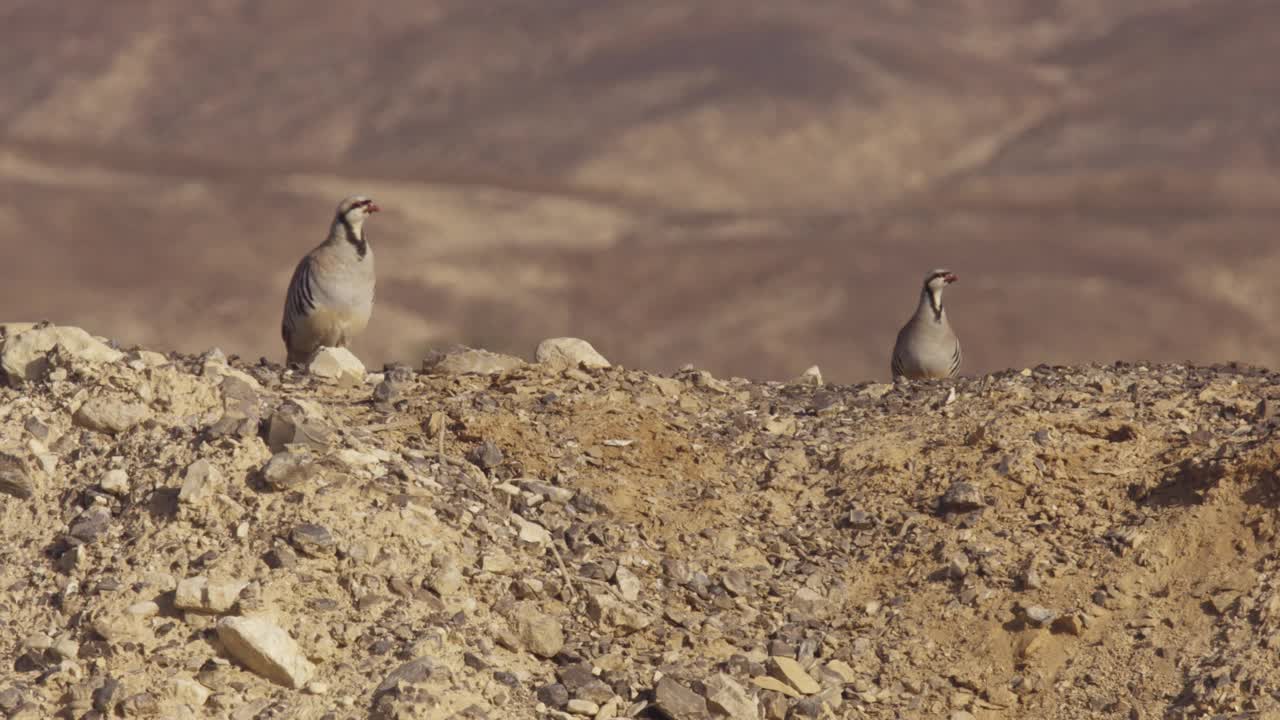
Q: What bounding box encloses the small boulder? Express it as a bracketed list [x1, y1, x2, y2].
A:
[514, 604, 564, 658]
[1, 324, 123, 384]
[0, 453, 34, 500]
[216, 615, 315, 689]
[73, 397, 151, 435]
[261, 450, 322, 491]
[175, 576, 247, 614]
[423, 346, 526, 376]
[265, 401, 332, 452]
[535, 337, 610, 370]
[178, 459, 224, 504]
[308, 347, 365, 385]
[653, 676, 709, 719]
[793, 365, 823, 386]
[704, 673, 759, 720]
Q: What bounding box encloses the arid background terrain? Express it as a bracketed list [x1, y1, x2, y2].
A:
[2, 1, 1280, 381]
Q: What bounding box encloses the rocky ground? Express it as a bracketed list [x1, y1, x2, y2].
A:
[2, 323, 1280, 719]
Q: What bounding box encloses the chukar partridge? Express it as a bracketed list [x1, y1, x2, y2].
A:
[891, 268, 961, 380]
[281, 195, 380, 365]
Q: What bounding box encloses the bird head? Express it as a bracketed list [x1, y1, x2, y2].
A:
[337, 195, 380, 225]
[924, 268, 958, 291]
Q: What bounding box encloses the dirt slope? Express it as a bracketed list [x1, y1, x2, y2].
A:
[1, 325, 1279, 719]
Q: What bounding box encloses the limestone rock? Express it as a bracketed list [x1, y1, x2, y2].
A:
[587, 593, 652, 632]
[215, 616, 315, 689]
[261, 450, 322, 491]
[266, 401, 332, 452]
[653, 677, 708, 719]
[174, 576, 247, 614]
[68, 506, 112, 544]
[423, 346, 526, 376]
[704, 673, 759, 720]
[793, 365, 823, 386]
[98, 469, 130, 496]
[1, 324, 123, 384]
[169, 677, 211, 708]
[535, 337, 610, 370]
[73, 397, 152, 435]
[514, 604, 565, 658]
[0, 453, 34, 500]
[768, 656, 821, 695]
[308, 347, 365, 386]
[178, 459, 224, 504]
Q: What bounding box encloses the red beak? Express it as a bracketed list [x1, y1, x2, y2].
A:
[944, 273, 958, 284]
[367, 203, 381, 213]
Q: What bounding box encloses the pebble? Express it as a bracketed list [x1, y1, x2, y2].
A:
[824, 660, 856, 684]
[261, 451, 321, 491]
[178, 459, 224, 504]
[566, 698, 600, 716]
[126, 601, 160, 617]
[265, 402, 332, 452]
[470, 441, 505, 470]
[750, 676, 800, 699]
[290, 523, 336, 557]
[174, 576, 248, 614]
[613, 566, 642, 602]
[652, 676, 708, 719]
[939, 481, 984, 513]
[1023, 605, 1058, 627]
[515, 517, 552, 546]
[98, 469, 130, 496]
[537, 683, 570, 709]
[482, 552, 515, 574]
[514, 605, 565, 658]
[430, 562, 465, 596]
[703, 673, 759, 720]
[587, 593, 652, 631]
[0, 453, 34, 499]
[768, 656, 821, 695]
[1051, 613, 1085, 636]
[68, 506, 112, 544]
[170, 677, 211, 707]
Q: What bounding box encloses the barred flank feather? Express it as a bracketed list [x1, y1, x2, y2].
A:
[281, 255, 316, 347]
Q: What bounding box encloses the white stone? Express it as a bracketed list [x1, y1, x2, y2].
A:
[308, 347, 365, 386]
[73, 397, 152, 435]
[178, 459, 224, 504]
[613, 566, 642, 602]
[1, 324, 123, 384]
[126, 601, 160, 617]
[175, 576, 248, 614]
[216, 615, 315, 689]
[170, 676, 212, 707]
[99, 469, 130, 495]
[795, 365, 823, 386]
[514, 516, 552, 546]
[535, 337, 610, 370]
[705, 673, 760, 719]
[567, 698, 600, 715]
